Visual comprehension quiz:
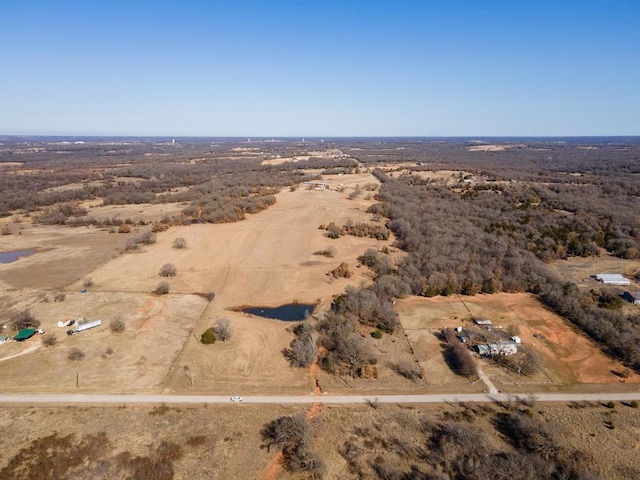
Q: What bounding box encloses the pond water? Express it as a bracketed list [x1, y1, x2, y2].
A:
[0, 250, 37, 263]
[241, 303, 316, 321]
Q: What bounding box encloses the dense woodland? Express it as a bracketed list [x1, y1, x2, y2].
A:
[356, 140, 640, 371]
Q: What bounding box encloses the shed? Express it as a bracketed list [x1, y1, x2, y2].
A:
[14, 328, 36, 341]
[473, 318, 492, 326]
[0, 335, 9, 344]
[593, 273, 631, 285]
[623, 291, 640, 305]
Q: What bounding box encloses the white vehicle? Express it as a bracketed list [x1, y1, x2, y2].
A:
[230, 396, 243, 402]
[36, 328, 45, 334]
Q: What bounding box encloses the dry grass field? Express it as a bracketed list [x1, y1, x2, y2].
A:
[1, 401, 638, 480]
[1, 172, 404, 396]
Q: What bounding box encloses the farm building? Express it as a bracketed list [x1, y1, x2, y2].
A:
[473, 318, 492, 327]
[593, 273, 630, 285]
[475, 343, 518, 357]
[623, 291, 640, 305]
[14, 328, 36, 341]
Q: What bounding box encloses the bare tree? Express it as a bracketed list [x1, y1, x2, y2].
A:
[138, 231, 156, 245]
[154, 281, 170, 295]
[110, 316, 126, 333]
[68, 348, 85, 362]
[212, 318, 232, 342]
[42, 333, 57, 346]
[159, 263, 177, 277]
[83, 277, 94, 288]
[9, 310, 40, 331]
[172, 237, 187, 249]
[284, 323, 318, 368]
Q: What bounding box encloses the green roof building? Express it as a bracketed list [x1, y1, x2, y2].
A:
[14, 328, 36, 341]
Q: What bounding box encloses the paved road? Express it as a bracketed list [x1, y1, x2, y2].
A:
[0, 392, 639, 405]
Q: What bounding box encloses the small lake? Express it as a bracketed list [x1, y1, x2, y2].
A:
[241, 303, 316, 321]
[0, 250, 37, 264]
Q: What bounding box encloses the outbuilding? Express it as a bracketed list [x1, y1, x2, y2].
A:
[14, 329, 36, 341]
[593, 273, 631, 285]
[473, 318, 493, 327]
[623, 291, 640, 305]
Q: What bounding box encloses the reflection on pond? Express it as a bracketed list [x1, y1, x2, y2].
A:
[0, 250, 37, 264]
[241, 303, 316, 321]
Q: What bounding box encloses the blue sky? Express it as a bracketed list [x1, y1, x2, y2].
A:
[1, 0, 638, 136]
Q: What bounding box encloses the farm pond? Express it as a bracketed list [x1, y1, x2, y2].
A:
[240, 303, 316, 321]
[0, 250, 37, 263]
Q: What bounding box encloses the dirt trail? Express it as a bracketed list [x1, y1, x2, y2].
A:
[0, 343, 41, 363]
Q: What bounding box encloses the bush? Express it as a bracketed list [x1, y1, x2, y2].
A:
[630, 400, 638, 408]
[154, 281, 170, 295]
[205, 291, 215, 301]
[1, 225, 10, 235]
[54, 291, 66, 302]
[83, 277, 93, 288]
[42, 334, 57, 347]
[394, 360, 422, 381]
[371, 329, 383, 339]
[117, 223, 131, 233]
[172, 237, 187, 249]
[138, 231, 156, 245]
[159, 263, 177, 277]
[110, 317, 126, 333]
[201, 329, 216, 344]
[68, 348, 85, 361]
[314, 246, 336, 258]
[124, 238, 140, 251]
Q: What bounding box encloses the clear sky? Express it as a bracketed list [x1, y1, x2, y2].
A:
[1, 0, 638, 136]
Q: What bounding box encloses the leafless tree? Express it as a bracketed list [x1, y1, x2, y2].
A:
[172, 237, 187, 249]
[154, 281, 170, 295]
[284, 322, 318, 368]
[212, 318, 232, 342]
[68, 348, 85, 362]
[9, 310, 40, 331]
[110, 316, 126, 333]
[159, 263, 177, 277]
[42, 333, 57, 346]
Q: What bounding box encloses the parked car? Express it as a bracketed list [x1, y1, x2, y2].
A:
[67, 329, 77, 336]
[230, 396, 243, 402]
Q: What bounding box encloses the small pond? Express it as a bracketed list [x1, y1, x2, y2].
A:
[241, 303, 316, 321]
[0, 250, 37, 264]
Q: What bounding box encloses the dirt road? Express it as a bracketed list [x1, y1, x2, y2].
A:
[1, 392, 638, 405]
